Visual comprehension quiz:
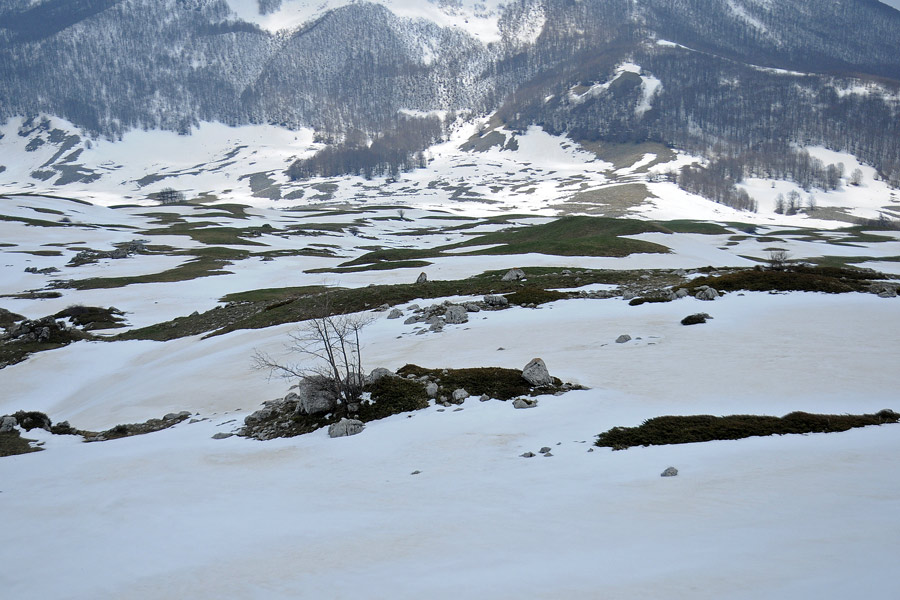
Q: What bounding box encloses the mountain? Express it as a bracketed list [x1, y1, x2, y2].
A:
[1, 0, 899, 190]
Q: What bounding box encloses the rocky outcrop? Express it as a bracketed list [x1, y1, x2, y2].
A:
[444, 305, 468, 324]
[694, 286, 720, 301]
[522, 358, 551, 387]
[0, 415, 18, 433]
[292, 377, 339, 416]
[328, 418, 365, 438]
[483, 295, 509, 307]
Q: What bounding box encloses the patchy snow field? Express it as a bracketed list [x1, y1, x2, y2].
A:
[1, 291, 899, 599]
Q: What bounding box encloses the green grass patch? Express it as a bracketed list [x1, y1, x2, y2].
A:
[0, 431, 43, 457]
[396, 365, 561, 400]
[220, 285, 331, 304]
[658, 220, 731, 235]
[358, 376, 430, 420]
[11, 249, 63, 256]
[684, 265, 882, 294]
[596, 410, 900, 449]
[504, 287, 569, 305]
[307, 260, 433, 274]
[142, 222, 267, 246]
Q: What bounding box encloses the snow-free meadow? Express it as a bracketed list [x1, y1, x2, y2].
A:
[2, 126, 900, 598]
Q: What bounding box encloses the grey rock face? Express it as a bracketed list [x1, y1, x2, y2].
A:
[615, 334, 632, 344]
[0, 415, 18, 433]
[695, 286, 720, 301]
[416, 272, 428, 284]
[661, 466, 679, 477]
[483, 294, 509, 307]
[502, 268, 526, 281]
[513, 398, 538, 409]
[522, 358, 551, 386]
[294, 378, 339, 416]
[444, 305, 469, 324]
[387, 308, 403, 319]
[328, 418, 365, 438]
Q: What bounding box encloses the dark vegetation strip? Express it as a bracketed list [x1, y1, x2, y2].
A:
[596, 410, 900, 450]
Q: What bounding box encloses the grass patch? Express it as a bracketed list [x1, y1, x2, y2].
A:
[11, 249, 63, 256]
[683, 265, 883, 294]
[307, 260, 433, 274]
[358, 377, 430, 420]
[396, 365, 562, 400]
[141, 222, 267, 246]
[220, 286, 331, 304]
[0, 431, 43, 457]
[504, 287, 569, 305]
[596, 410, 900, 449]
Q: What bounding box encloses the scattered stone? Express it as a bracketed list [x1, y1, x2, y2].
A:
[539, 446, 552, 454]
[163, 411, 192, 421]
[387, 308, 403, 319]
[694, 286, 720, 301]
[444, 305, 469, 324]
[681, 313, 712, 326]
[522, 358, 552, 386]
[453, 407, 464, 412]
[451, 388, 470, 403]
[328, 418, 365, 438]
[661, 466, 679, 477]
[425, 382, 439, 398]
[404, 315, 422, 325]
[479, 394, 490, 402]
[502, 268, 526, 281]
[615, 334, 632, 344]
[543, 452, 553, 457]
[212, 432, 234, 440]
[483, 294, 509, 307]
[464, 303, 481, 312]
[513, 398, 538, 409]
[674, 288, 690, 299]
[520, 452, 536, 458]
[416, 272, 428, 284]
[587, 448, 594, 453]
[411, 470, 421, 475]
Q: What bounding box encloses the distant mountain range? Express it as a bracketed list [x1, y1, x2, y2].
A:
[1, 0, 899, 185]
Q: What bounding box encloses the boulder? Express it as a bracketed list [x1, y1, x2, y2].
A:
[451, 388, 469, 403]
[416, 272, 428, 284]
[464, 303, 481, 312]
[681, 313, 712, 326]
[661, 467, 679, 477]
[0, 415, 18, 433]
[522, 358, 552, 386]
[294, 378, 339, 416]
[328, 418, 365, 438]
[387, 308, 403, 319]
[444, 305, 468, 324]
[366, 368, 395, 384]
[615, 334, 632, 344]
[483, 294, 509, 307]
[513, 398, 538, 409]
[425, 382, 439, 398]
[694, 286, 720, 301]
[502, 268, 526, 281]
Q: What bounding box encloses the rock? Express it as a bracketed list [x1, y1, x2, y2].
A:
[661, 466, 679, 477]
[695, 285, 720, 301]
[411, 470, 421, 475]
[163, 411, 191, 421]
[464, 303, 481, 312]
[502, 268, 526, 281]
[543, 452, 553, 457]
[513, 398, 538, 409]
[212, 432, 234, 440]
[403, 315, 422, 325]
[444, 305, 468, 324]
[451, 388, 469, 403]
[522, 358, 552, 386]
[294, 378, 340, 416]
[479, 394, 490, 402]
[425, 382, 439, 398]
[244, 407, 274, 425]
[539, 447, 552, 454]
[366, 368, 395, 384]
[615, 334, 632, 344]
[0, 415, 17, 433]
[416, 272, 428, 284]
[328, 418, 365, 438]
[681, 313, 712, 326]
[520, 452, 536, 458]
[50, 420, 76, 435]
[429, 319, 444, 332]
[387, 308, 403, 319]
[483, 294, 509, 307]
[674, 288, 690, 299]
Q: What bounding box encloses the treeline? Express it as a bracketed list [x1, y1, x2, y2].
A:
[676, 161, 758, 212]
[286, 116, 444, 181]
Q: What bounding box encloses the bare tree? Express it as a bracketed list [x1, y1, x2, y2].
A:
[767, 249, 790, 270]
[253, 306, 374, 405]
[849, 168, 864, 186]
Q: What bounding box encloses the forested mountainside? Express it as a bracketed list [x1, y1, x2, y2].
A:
[1, 0, 899, 184]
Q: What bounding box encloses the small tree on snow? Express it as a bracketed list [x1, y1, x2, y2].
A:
[253, 304, 373, 405]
